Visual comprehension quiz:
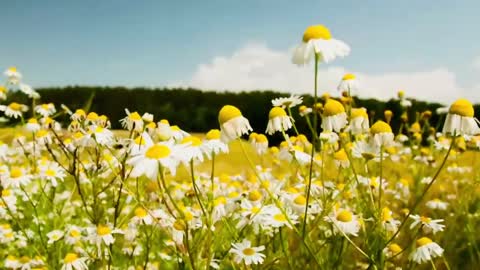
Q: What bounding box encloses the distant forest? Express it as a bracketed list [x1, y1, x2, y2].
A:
[8, 86, 477, 138]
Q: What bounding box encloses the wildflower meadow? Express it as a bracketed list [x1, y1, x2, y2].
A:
[1, 24, 480, 270]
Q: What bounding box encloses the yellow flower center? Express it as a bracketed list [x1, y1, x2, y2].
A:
[36, 129, 48, 138]
[351, 108, 368, 119]
[8, 67, 17, 72]
[134, 135, 146, 145]
[87, 112, 98, 121]
[95, 126, 104, 133]
[19, 256, 30, 264]
[214, 196, 226, 206]
[256, 134, 268, 143]
[10, 168, 23, 178]
[28, 118, 38, 124]
[41, 104, 50, 110]
[45, 168, 56, 177]
[273, 213, 287, 222]
[96, 225, 111, 236]
[420, 216, 431, 223]
[251, 206, 261, 214]
[269, 107, 287, 119]
[242, 248, 256, 256]
[416, 237, 433, 247]
[323, 99, 345, 116]
[449, 98, 474, 117]
[70, 229, 80, 238]
[342, 73, 356, 81]
[134, 207, 148, 218]
[206, 129, 221, 140]
[173, 220, 186, 231]
[302, 25, 332, 42]
[293, 195, 307, 205]
[2, 189, 11, 197]
[128, 112, 142, 121]
[336, 210, 353, 222]
[370, 121, 392, 134]
[145, 144, 171, 159]
[8, 102, 22, 111]
[248, 190, 262, 201]
[0, 86, 6, 93]
[381, 207, 392, 221]
[64, 253, 78, 263]
[181, 136, 202, 147]
[218, 105, 242, 125]
[389, 244, 402, 254]
[334, 149, 348, 161]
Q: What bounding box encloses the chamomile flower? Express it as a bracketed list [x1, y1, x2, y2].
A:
[1, 167, 31, 188]
[120, 110, 144, 131]
[127, 133, 181, 179]
[271, 95, 303, 108]
[4, 67, 22, 84]
[88, 125, 114, 146]
[409, 237, 444, 264]
[426, 198, 449, 211]
[381, 207, 401, 232]
[322, 99, 348, 132]
[292, 25, 350, 65]
[65, 226, 83, 245]
[47, 230, 64, 244]
[410, 215, 445, 234]
[0, 86, 7, 100]
[35, 103, 56, 117]
[218, 105, 252, 143]
[346, 108, 369, 134]
[4, 255, 21, 269]
[249, 133, 269, 155]
[203, 129, 229, 156]
[131, 207, 154, 225]
[230, 239, 266, 265]
[265, 107, 293, 134]
[61, 253, 89, 270]
[370, 121, 394, 147]
[326, 208, 360, 236]
[337, 73, 359, 93]
[298, 105, 312, 117]
[0, 102, 28, 119]
[179, 136, 205, 164]
[333, 149, 350, 168]
[25, 118, 41, 132]
[38, 162, 66, 187]
[443, 98, 480, 135]
[87, 224, 123, 249]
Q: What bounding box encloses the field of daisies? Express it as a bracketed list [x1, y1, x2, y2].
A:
[1, 24, 480, 270]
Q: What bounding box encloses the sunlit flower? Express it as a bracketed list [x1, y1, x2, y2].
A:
[61, 253, 89, 270]
[271, 95, 303, 108]
[203, 129, 229, 156]
[35, 103, 56, 117]
[292, 25, 350, 65]
[47, 230, 64, 244]
[4, 67, 22, 84]
[120, 110, 144, 131]
[230, 239, 266, 265]
[322, 99, 348, 132]
[370, 121, 394, 147]
[326, 208, 360, 236]
[218, 105, 252, 143]
[426, 198, 449, 211]
[337, 73, 359, 93]
[0, 102, 29, 119]
[25, 118, 41, 132]
[19, 83, 40, 99]
[443, 99, 480, 135]
[346, 108, 369, 134]
[410, 215, 445, 234]
[409, 237, 443, 264]
[1, 166, 31, 188]
[265, 107, 293, 134]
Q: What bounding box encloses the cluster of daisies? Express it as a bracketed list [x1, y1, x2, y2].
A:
[0, 24, 479, 270]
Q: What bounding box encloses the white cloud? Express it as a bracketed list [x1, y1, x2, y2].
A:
[176, 42, 477, 104]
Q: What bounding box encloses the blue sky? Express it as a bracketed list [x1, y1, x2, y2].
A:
[2, 1, 480, 102]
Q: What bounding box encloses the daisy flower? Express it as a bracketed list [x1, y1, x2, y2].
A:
[47, 230, 64, 244]
[249, 133, 269, 155]
[337, 73, 359, 93]
[299, 105, 312, 117]
[61, 253, 89, 270]
[426, 198, 449, 211]
[325, 208, 360, 237]
[120, 109, 144, 131]
[381, 207, 401, 233]
[230, 239, 266, 265]
[218, 105, 252, 143]
[346, 108, 369, 135]
[4, 67, 22, 84]
[292, 24, 350, 65]
[271, 95, 303, 108]
[443, 98, 480, 135]
[409, 237, 444, 264]
[35, 103, 56, 117]
[263, 206, 298, 229]
[71, 109, 86, 122]
[88, 125, 114, 146]
[127, 133, 181, 179]
[0, 102, 28, 119]
[65, 226, 83, 245]
[131, 207, 154, 225]
[87, 224, 123, 249]
[409, 215, 445, 234]
[25, 118, 41, 132]
[321, 99, 348, 132]
[4, 255, 21, 269]
[370, 121, 394, 147]
[38, 162, 66, 187]
[333, 149, 350, 168]
[265, 107, 293, 135]
[203, 129, 228, 157]
[1, 167, 31, 188]
[179, 136, 205, 164]
[19, 83, 40, 99]
[384, 243, 403, 258]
